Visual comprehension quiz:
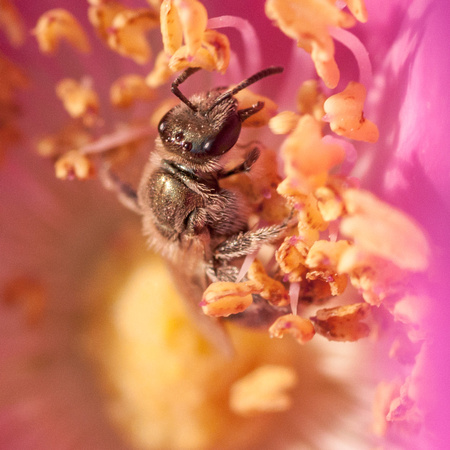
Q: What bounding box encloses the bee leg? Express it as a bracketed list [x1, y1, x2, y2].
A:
[213, 222, 287, 262]
[217, 147, 260, 179]
[205, 260, 239, 282]
[237, 101, 264, 122]
[98, 162, 141, 214]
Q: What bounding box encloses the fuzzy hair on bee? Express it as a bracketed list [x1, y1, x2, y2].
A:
[100, 66, 289, 352]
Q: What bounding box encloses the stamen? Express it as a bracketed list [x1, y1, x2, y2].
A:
[79, 125, 154, 155]
[311, 302, 371, 342]
[328, 26, 372, 88]
[236, 251, 258, 282]
[55, 78, 99, 126]
[107, 8, 159, 64]
[55, 150, 96, 180]
[289, 281, 300, 315]
[269, 314, 315, 344]
[110, 75, 155, 108]
[200, 281, 259, 317]
[229, 365, 297, 416]
[208, 16, 262, 75]
[323, 81, 379, 143]
[247, 260, 289, 307]
[145, 51, 173, 88]
[33, 9, 91, 54]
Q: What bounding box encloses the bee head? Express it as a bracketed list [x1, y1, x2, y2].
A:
[158, 66, 283, 165]
[157, 95, 242, 162]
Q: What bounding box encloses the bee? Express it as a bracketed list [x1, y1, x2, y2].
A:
[102, 66, 288, 351]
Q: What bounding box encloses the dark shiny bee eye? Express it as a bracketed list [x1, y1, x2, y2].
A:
[158, 66, 283, 161]
[199, 114, 241, 156]
[158, 117, 167, 134]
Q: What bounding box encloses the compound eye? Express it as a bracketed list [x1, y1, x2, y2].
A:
[158, 112, 169, 137]
[198, 114, 241, 156]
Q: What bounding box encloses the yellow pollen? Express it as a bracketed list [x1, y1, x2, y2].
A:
[87, 0, 127, 42]
[269, 314, 316, 344]
[110, 74, 156, 108]
[107, 8, 159, 64]
[265, 0, 356, 88]
[269, 110, 301, 135]
[324, 81, 379, 142]
[145, 50, 173, 88]
[55, 150, 96, 180]
[201, 281, 258, 317]
[229, 365, 298, 416]
[312, 302, 371, 342]
[33, 9, 91, 54]
[247, 259, 290, 307]
[55, 78, 100, 126]
[160, 0, 231, 73]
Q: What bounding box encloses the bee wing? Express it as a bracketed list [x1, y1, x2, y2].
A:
[166, 259, 234, 357]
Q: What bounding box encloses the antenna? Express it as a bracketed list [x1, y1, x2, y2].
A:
[171, 67, 201, 112]
[207, 66, 283, 113]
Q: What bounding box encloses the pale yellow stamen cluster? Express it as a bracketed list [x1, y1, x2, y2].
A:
[145, 50, 173, 88]
[201, 257, 291, 317]
[324, 81, 379, 142]
[265, 0, 367, 88]
[87, 0, 126, 41]
[31, 1, 235, 180]
[55, 149, 96, 180]
[36, 123, 92, 159]
[201, 280, 258, 317]
[275, 236, 348, 300]
[160, 0, 230, 74]
[247, 259, 290, 307]
[55, 78, 100, 126]
[278, 114, 346, 191]
[220, 144, 289, 225]
[229, 60, 426, 353]
[269, 80, 326, 135]
[229, 365, 298, 416]
[269, 314, 315, 344]
[313, 302, 371, 341]
[272, 131, 428, 341]
[33, 9, 91, 54]
[110, 74, 156, 108]
[88, 1, 159, 64]
[108, 8, 159, 64]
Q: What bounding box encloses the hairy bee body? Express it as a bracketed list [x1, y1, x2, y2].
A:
[138, 134, 246, 263]
[102, 67, 286, 351]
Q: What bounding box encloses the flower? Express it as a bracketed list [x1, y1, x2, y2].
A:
[1, 0, 449, 448]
